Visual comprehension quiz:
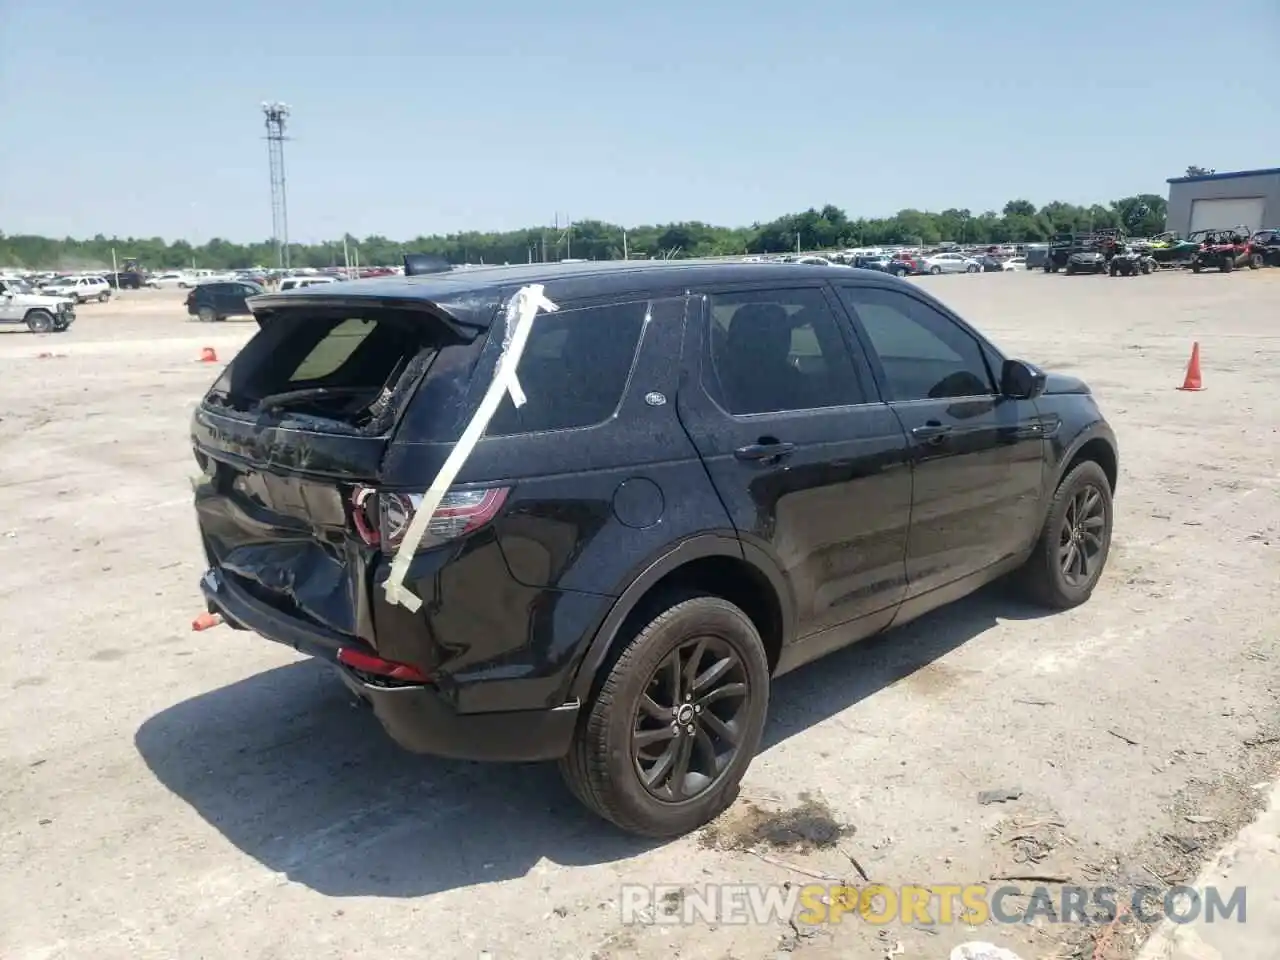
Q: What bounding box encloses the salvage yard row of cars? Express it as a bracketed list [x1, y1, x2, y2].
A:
[755, 225, 1280, 278]
[1041, 226, 1280, 276]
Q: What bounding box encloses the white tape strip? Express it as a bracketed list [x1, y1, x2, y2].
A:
[382, 284, 558, 611]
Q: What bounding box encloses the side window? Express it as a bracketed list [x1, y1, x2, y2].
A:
[704, 287, 863, 415]
[485, 298, 648, 436]
[241, 284, 259, 296]
[835, 286, 996, 402]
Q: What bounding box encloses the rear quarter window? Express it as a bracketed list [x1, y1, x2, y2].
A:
[485, 299, 648, 436]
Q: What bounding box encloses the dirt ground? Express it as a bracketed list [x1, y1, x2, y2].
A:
[1, 273, 1277, 960]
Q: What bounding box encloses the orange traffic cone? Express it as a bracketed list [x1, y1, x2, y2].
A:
[200, 346, 217, 363]
[1177, 342, 1204, 391]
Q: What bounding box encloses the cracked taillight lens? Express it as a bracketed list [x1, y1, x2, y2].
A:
[351, 485, 509, 553]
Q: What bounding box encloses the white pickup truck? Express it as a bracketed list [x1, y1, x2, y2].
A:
[0, 278, 76, 332]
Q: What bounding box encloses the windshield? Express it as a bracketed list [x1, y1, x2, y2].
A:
[4, 282, 33, 294]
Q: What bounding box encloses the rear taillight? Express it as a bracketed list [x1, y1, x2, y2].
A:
[337, 647, 431, 683]
[351, 485, 509, 552]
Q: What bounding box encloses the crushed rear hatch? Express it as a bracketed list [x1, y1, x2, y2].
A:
[191, 291, 494, 646]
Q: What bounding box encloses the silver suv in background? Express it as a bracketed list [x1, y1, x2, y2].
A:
[0, 278, 76, 332]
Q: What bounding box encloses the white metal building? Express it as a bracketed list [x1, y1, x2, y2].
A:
[1165, 167, 1280, 236]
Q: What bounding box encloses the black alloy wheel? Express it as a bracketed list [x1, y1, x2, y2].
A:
[632, 636, 749, 802]
[559, 592, 770, 837]
[1058, 483, 1107, 589]
[1018, 459, 1113, 609]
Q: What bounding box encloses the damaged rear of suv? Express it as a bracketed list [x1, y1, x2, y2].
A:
[192, 266, 714, 834]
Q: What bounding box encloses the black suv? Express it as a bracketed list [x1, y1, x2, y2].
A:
[191, 261, 1118, 837]
[185, 281, 265, 322]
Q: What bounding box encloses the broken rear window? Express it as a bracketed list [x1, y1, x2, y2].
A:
[205, 306, 482, 437]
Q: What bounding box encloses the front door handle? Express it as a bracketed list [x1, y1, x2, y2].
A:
[911, 422, 953, 445]
[735, 441, 796, 462]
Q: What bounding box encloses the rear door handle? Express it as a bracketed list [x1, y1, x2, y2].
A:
[911, 422, 953, 445]
[735, 441, 796, 462]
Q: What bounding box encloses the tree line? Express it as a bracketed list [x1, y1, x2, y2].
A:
[0, 194, 1169, 271]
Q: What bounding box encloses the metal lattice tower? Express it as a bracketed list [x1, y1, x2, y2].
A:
[262, 102, 291, 269]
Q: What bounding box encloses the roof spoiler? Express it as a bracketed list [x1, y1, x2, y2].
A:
[404, 253, 453, 276]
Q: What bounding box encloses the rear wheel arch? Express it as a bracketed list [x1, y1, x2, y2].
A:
[567, 536, 792, 703]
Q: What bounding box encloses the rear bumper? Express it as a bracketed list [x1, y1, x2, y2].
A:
[336, 668, 579, 762]
[199, 567, 579, 762]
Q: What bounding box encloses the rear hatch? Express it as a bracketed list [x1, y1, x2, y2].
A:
[191, 288, 495, 648]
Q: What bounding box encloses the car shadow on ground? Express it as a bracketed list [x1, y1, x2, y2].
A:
[134, 582, 1053, 899]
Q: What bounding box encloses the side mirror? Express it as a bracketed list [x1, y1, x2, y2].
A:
[1000, 358, 1047, 399]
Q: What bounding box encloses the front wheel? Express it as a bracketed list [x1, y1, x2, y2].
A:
[559, 593, 770, 838]
[1220, 259, 1233, 273]
[1192, 262, 1203, 274]
[25, 309, 55, 333]
[1250, 253, 1262, 270]
[1017, 460, 1113, 609]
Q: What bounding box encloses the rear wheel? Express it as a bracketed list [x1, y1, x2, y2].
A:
[25, 309, 54, 333]
[1220, 258, 1233, 273]
[1250, 253, 1262, 269]
[929, 265, 942, 275]
[559, 593, 770, 838]
[1018, 460, 1113, 609]
[1192, 261, 1202, 274]
[197, 305, 217, 323]
[98, 291, 109, 302]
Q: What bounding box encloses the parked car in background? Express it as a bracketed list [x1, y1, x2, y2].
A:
[0, 277, 76, 332]
[919, 252, 980, 275]
[1004, 256, 1027, 271]
[854, 255, 893, 273]
[105, 271, 145, 290]
[186, 281, 265, 321]
[41, 275, 112, 303]
[887, 254, 920, 277]
[1249, 229, 1280, 266]
[189, 260, 1118, 837]
[974, 255, 1008, 273]
[148, 272, 195, 289]
[278, 275, 338, 291]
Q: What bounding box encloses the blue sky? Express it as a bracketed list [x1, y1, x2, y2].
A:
[1, 0, 1276, 242]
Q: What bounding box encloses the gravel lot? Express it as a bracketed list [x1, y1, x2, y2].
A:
[1, 273, 1277, 960]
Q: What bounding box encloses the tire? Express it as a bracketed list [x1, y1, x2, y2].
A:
[1220, 259, 1233, 273]
[929, 265, 942, 275]
[1109, 264, 1119, 277]
[197, 305, 217, 323]
[893, 267, 906, 277]
[1192, 262, 1202, 274]
[25, 309, 55, 334]
[98, 291, 109, 302]
[1018, 460, 1113, 609]
[1250, 253, 1262, 269]
[1066, 264, 1076, 276]
[558, 592, 771, 838]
